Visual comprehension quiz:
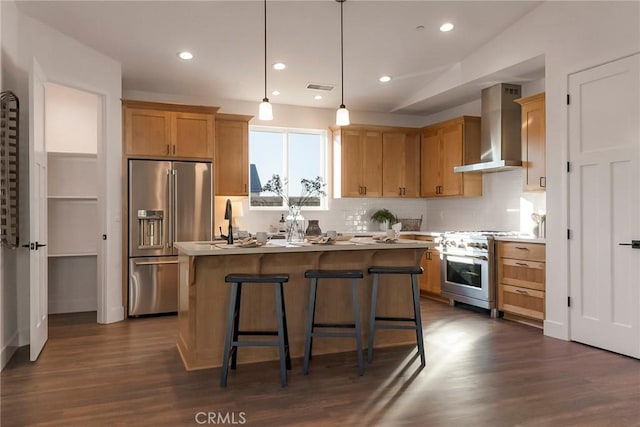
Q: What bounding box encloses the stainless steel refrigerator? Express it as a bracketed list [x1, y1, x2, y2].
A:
[128, 160, 212, 316]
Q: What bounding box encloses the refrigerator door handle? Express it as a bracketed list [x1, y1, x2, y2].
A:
[134, 260, 179, 266]
[173, 169, 178, 246]
[167, 169, 173, 249]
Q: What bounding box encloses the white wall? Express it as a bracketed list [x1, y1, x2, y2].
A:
[45, 82, 98, 154]
[1, 1, 123, 369]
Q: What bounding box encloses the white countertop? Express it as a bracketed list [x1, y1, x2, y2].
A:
[174, 237, 435, 256]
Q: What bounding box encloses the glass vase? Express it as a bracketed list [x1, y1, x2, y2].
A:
[286, 205, 305, 242]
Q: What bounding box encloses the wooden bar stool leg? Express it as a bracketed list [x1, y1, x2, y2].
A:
[279, 283, 291, 370]
[368, 273, 379, 363]
[274, 283, 288, 387]
[303, 278, 318, 375]
[230, 283, 243, 370]
[309, 281, 318, 360]
[352, 278, 364, 376]
[411, 274, 426, 367]
[220, 282, 238, 388]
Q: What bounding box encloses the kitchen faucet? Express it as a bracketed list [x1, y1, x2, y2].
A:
[224, 199, 233, 244]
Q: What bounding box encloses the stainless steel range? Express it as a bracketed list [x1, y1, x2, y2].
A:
[440, 231, 519, 317]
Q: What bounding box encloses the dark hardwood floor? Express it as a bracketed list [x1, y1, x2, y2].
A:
[2, 299, 639, 426]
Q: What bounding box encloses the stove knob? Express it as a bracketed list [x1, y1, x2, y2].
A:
[458, 243, 465, 248]
[481, 243, 488, 249]
[468, 242, 478, 248]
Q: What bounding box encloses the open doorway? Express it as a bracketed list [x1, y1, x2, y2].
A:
[44, 82, 104, 320]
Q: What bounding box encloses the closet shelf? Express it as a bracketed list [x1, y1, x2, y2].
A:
[48, 252, 98, 258]
[48, 195, 97, 200]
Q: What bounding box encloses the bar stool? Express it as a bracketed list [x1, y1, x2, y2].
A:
[367, 266, 425, 367]
[220, 273, 291, 387]
[303, 270, 365, 376]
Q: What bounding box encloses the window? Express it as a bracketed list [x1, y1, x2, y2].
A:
[249, 127, 327, 209]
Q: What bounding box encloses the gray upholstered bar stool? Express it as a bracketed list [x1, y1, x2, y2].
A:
[367, 266, 425, 367]
[220, 273, 291, 387]
[303, 270, 365, 376]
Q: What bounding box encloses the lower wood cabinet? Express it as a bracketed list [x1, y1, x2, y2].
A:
[497, 241, 546, 327]
[420, 247, 442, 295]
[405, 235, 444, 298]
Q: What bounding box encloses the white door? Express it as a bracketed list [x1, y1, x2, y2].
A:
[568, 53, 640, 358]
[29, 58, 49, 361]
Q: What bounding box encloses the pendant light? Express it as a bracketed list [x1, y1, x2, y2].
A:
[258, 0, 273, 121]
[335, 0, 350, 126]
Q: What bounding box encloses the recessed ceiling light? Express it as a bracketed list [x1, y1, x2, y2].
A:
[314, 95, 322, 100]
[379, 76, 392, 83]
[440, 22, 454, 32]
[273, 63, 286, 70]
[177, 51, 193, 60]
[271, 90, 280, 96]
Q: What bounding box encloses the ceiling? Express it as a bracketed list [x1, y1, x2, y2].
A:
[17, 1, 545, 116]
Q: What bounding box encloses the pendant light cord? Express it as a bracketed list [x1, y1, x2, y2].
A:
[263, 0, 268, 101]
[340, 0, 345, 108]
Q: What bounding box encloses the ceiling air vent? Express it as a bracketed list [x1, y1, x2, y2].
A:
[305, 83, 334, 92]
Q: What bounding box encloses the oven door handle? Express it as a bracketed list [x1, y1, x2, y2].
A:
[445, 254, 487, 264]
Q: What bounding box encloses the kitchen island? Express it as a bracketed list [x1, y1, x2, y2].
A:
[174, 238, 434, 370]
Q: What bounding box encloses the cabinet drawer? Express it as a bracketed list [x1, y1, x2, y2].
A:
[498, 284, 545, 320]
[500, 258, 545, 291]
[499, 242, 545, 262]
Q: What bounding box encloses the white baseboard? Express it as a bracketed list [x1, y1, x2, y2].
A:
[18, 328, 29, 347]
[1, 331, 19, 371]
[49, 297, 97, 315]
[544, 319, 569, 340]
[103, 305, 124, 324]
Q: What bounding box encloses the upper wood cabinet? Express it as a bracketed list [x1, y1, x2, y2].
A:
[215, 113, 252, 196]
[515, 93, 546, 191]
[420, 116, 482, 198]
[334, 126, 383, 197]
[123, 100, 218, 160]
[382, 129, 421, 197]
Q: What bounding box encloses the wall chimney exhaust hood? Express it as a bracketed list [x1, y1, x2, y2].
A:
[454, 83, 522, 173]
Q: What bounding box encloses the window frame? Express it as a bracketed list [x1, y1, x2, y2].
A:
[248, 125, 329, 211]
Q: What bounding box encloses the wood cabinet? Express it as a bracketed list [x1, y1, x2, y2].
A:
[515, 93, 546, 191]
[334, 126, 383, 197]
[420, 247, 442, 294]
[420, 116, 482, 198]
[404, 235, 445, 299]
[382, 129, 421, 197]
[123, 100, 218, 159]
[214, 113, 252, 196]
[497, 241, 546, 328]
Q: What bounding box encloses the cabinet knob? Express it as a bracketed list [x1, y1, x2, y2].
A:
[166, 144, 170, 155]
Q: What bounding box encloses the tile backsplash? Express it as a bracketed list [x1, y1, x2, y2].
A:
[214, 169, 546, 236]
